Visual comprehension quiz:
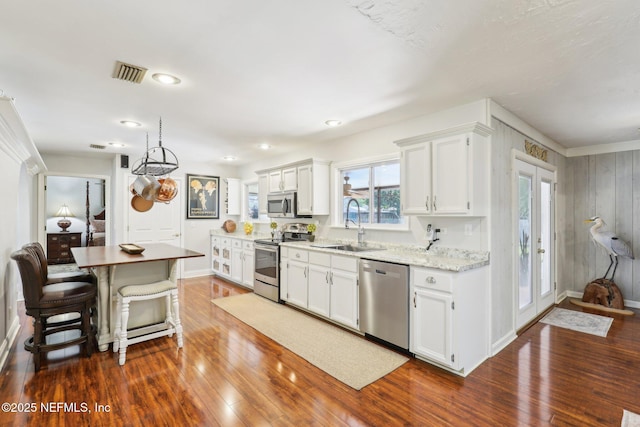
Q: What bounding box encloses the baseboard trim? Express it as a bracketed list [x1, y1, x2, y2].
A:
[491, 330, 517, 356]
[0, 315, 20, 373]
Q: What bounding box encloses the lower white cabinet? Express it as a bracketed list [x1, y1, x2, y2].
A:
[212, 236, 254, 288]
[283, 247, 309, 308]
[410, 265, 488, 376]
[283, 248, 359, 330]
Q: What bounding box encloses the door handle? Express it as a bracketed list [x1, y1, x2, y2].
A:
[413, 292, 417, 308]
[537, 248, 545, 254]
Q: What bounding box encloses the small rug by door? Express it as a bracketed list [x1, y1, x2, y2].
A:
[212, 293, 409, 390]
[540, 307, 613, 337]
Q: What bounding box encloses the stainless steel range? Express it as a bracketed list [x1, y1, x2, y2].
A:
[254, 223, 313, 302]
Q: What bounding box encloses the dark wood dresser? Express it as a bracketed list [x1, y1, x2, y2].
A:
[47, 232, 82, 264]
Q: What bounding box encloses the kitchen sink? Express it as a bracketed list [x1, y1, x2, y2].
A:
[311, 243, 384, 253]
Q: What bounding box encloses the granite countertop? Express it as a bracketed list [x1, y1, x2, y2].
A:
[210, 229, 269, 241]
[210, 229, 490, 272]
[279, 240, 489, 272]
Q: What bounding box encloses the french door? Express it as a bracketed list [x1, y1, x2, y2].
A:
[515, 159, 555, 329]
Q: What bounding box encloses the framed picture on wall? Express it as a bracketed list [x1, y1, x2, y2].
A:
[186, 174, 219, 219]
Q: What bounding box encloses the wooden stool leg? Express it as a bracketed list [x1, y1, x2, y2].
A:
[82, 302, 93, 358]
[171, 290, 183, 348]
[33, 316, 43, 372]
[113, 295, 122, 353]
[118, 297, 130, 365]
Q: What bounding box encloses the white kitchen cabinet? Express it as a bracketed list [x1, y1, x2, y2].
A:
[307, 252, 331, 317]
[219, 237, 232, 278]
[212, 236, 254, 288]
[410, 265, 488, 376]
[395, 122, 491, 216]
[328, 260, 359, 330]
[399, 142, 431, 214]
[224, 178, 241, 215]
[296, 250, 358, 329]
[211, 236, 222, 275]
[268, 166, 297, 193]
[241, 241, 255, 288]
[258, 173, 268, 215]
[256, 158, 330, 216]
[296, 161, 330, 216]
[282, 248, 309, 308]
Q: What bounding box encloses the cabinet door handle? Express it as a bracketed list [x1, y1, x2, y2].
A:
[433, 196, 437, 211]
[304, 266, 307, 278]
[330, 272, 333, 285]
[326, 271, 329, 283]
[426, 196, 429, 209]
[413, 292, 417, 308]
[426, 276, 436, 284]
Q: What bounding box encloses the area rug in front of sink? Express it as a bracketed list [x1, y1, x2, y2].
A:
[540, 307, 613, 337]
[212, 293, 408, 390]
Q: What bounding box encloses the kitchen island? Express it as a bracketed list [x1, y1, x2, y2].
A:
[72, 243, 204, 351]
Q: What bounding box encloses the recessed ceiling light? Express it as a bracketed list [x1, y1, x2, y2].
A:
[120, 120, 141, 127]
[109, 142, 126, 148]
[325, 119, 342, 127]
[152, 73, 181, 85]
[259, 143, 271, 150]
[223, 156, 237, 161]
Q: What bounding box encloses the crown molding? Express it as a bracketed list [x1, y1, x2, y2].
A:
[565, 139, 640, 157]
[0, 96, 46, 175]
[393, 121, 493, 147]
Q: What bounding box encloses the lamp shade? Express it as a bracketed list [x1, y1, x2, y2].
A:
[55, 204, 74, 218]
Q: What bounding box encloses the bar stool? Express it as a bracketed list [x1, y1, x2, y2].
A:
[112, 280, 183, 365]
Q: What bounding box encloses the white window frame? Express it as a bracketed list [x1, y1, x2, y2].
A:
[331, 153, 408, 231]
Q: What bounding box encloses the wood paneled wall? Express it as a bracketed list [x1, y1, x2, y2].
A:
[567, 152, 639, 302]
[490, 118, 569, 349]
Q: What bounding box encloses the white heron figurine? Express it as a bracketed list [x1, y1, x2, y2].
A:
[584, 216, 634, 281]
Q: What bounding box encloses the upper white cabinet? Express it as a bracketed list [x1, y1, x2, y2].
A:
[256, 158, 330, 216]
[395, 122, 492, 216]
[268, 166, 297, 193]
[257, 173, 268, 215]
[224, 178, 241, 215]
[296, 160, 330, 216]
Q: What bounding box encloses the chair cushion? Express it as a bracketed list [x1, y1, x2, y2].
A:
[47, 270, 96, 284]
[38, 281, 97, 308]
[119, 280, 177, 298]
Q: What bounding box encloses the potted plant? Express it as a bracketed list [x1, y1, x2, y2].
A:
[270, 221, 278, 239]
[307, 223, 316, 242]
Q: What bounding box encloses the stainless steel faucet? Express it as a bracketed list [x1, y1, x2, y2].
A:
[345, 198, 365, 245]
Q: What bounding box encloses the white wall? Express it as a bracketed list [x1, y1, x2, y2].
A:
[0, 96, 44, 372]
[488, 118, 568, 353]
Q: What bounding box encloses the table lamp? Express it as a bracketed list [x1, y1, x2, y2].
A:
[55, 204, 74, 232]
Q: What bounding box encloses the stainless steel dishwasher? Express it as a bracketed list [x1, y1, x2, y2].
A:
[359, 259, 409, 351]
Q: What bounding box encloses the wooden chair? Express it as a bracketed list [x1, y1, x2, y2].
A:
[113, 280, 183, 365]
[22, 242, 96, 285]
[11, 249, 97, 372]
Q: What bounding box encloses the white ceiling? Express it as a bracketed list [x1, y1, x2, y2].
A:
[2, 0, 639, 165]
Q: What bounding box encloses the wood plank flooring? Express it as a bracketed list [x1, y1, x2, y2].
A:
[1, 275, 640, 426]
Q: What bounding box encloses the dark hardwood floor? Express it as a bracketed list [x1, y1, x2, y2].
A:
[1, 275, 639, 426]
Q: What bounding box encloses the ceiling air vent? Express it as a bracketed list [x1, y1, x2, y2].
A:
[90, 144, 106, 150]
[112, 61, 148, 84]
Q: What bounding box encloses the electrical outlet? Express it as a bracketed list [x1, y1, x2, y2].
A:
[464, 223, 472, 236]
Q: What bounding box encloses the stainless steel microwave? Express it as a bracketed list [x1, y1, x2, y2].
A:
[267, 192, 310, 218]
